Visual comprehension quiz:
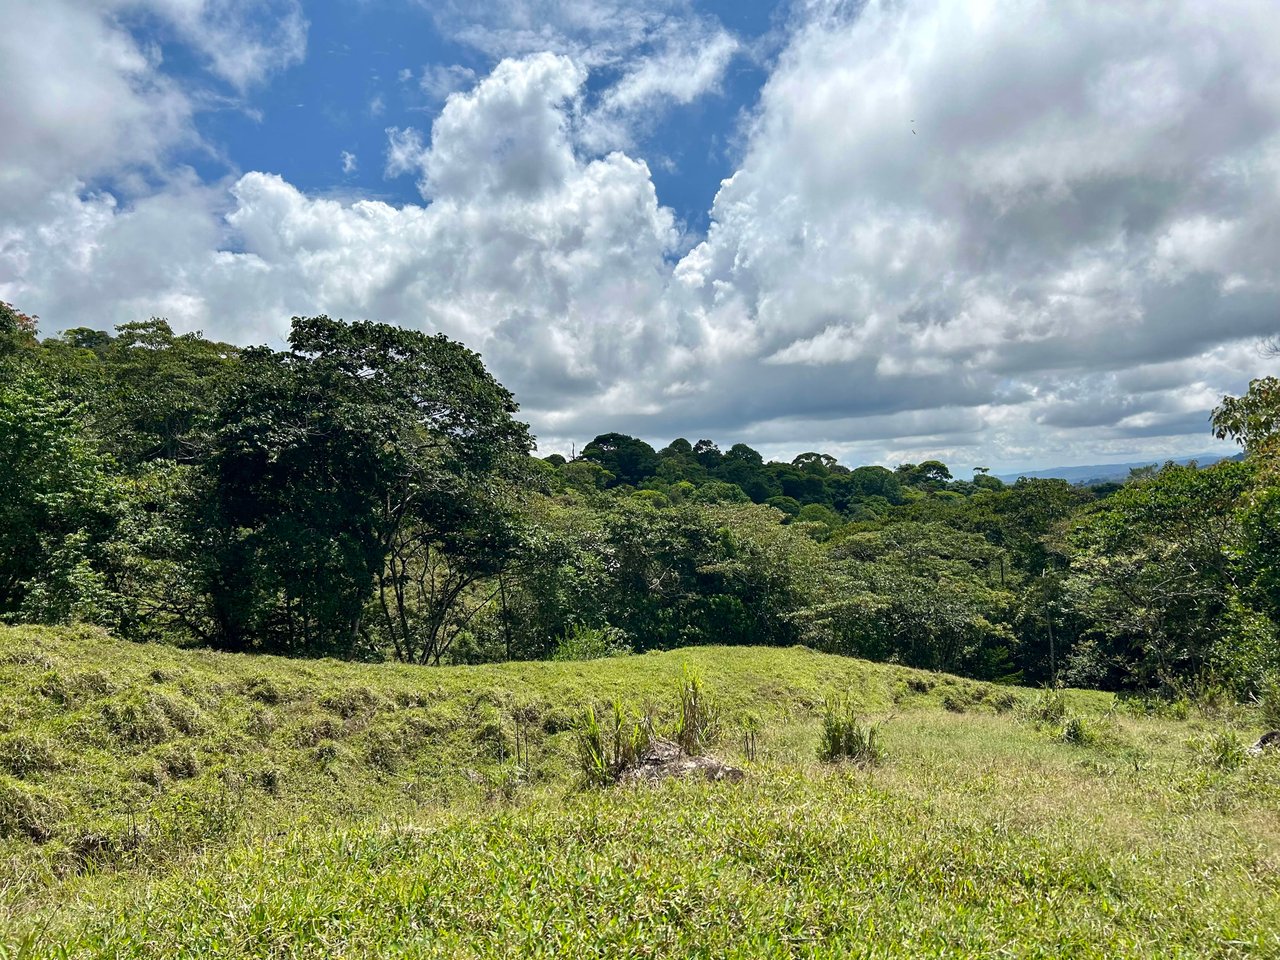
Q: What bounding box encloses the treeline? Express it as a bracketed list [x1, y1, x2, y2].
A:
[2, 303, 1278, 694]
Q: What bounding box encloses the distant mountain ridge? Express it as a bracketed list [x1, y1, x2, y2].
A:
[995, 452, 1243, 486]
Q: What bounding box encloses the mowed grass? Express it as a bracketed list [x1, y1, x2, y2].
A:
[1, 626, 1279, 957]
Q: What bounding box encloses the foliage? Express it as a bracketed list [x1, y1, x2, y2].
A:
[0, 368, 117, 624]
[550, 624, 630, 662]
[673, 666, 720, 755]
[573, 701, 650, 786]
[200, 316, 532, 657]
[817, 696, 882, 764]
[4, 626, 1280, 957]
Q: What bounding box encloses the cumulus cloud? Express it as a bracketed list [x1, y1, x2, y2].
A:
[426, 0, 743, 152]
[0, 0, 194, 219]
[4, 0, 1280, 469]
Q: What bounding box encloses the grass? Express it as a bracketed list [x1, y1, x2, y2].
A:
[0, 624, 1279, 957]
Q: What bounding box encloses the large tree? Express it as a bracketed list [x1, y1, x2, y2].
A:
[200, 316, 531, 657]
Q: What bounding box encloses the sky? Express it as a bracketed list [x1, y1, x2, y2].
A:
[1, 0, 1277, 472]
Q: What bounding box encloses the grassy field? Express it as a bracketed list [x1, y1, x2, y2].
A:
[1, 624, 1279, 958]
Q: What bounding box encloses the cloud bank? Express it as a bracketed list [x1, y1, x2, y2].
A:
[2, 0, 1278, 470]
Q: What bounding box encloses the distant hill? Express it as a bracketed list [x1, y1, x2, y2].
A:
[996, 451, 1242, 486]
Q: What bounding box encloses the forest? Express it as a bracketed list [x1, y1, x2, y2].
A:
[3, 301, 1279, 697]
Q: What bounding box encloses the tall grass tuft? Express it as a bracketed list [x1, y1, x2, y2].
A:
[674, 667, 720, 755]
[1257, 674, 1280, 729]
[818, 697, 881, 765]
[574, 700, 649, 785]
[1022, 687, 1067, 725]
[1194, 731, 1246, 771]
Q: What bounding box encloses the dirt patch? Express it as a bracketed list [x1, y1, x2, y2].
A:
[617, 738, 744, 786]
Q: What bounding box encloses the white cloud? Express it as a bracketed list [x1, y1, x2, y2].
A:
[0, 0, 194, 219]
[4, 1, 1280, 471]
[124, 0, 307, 91]
[418, 63, 478, 102]
[340, 151, 357, 174]
[426, 0, 743, 152]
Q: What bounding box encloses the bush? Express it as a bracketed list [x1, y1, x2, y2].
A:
[818, 697, 882, 765]
[1022, 688, 1067, 726]
[551, 624, 631, 662]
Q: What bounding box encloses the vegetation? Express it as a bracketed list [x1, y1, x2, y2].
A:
[3, 303, 1280, 953]
[1, 626, 1279, 957]
[3, 304, 1277, 701]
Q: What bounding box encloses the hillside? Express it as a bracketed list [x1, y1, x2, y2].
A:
[2, 625, 1279, 957]
[995, 451, 1241, 485]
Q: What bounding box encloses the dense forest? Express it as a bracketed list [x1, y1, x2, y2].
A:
[3, 301, 1278, 695]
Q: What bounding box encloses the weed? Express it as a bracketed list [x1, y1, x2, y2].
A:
[1193, 731, 1246, 771]
[489, 760, 525, 801]
[742, 714, 761, 763]
[1022, 687, 1067, 725]
[941, 691, 969, 713]
[1257, 674, 1280, 729]
[674, 666, 720, 755]
[0, 777, 59, 842]
[992, 690, 1018, 713]
[574, 700, 649, 785]
[158, 745, 200, 780]
[320, 687, 382, 719]
[818, 697, 882, 765]
[0, 734, 60, 779]
[1060, 715, 1093, 746]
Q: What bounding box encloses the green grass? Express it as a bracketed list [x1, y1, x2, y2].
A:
[1, 625, 1279, 957]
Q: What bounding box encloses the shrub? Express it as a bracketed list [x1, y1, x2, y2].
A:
[674, 667, 720, 755]
[551, 624, 631, 662]
[1060, 715, 1093, 746]
[818, 697, 882, 765]
[1022, 688, 1067, 725]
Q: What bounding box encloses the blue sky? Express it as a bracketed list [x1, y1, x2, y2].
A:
[2, 0, 1276, 471]
[171, 0, 776, 234]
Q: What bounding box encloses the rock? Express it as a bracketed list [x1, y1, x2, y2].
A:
[1247, 730, 1280, 757]
[617, 738, 745, 786]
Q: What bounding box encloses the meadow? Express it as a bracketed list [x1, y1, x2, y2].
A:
[1, 624, 1279, 958]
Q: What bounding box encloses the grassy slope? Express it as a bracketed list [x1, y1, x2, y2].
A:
[1, 625, 1278, 958]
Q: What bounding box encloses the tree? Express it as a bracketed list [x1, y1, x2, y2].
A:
[1213, 376, 1280, 456]
[0, 301, 37, 355]
[1065, 461, 1267, 689]
[896, 460, 953, 491]
[580, 433, 660, 486]
[0, 366, 116, 623]
[201, 316, 531, 657]
[715, 443, 779, 502]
